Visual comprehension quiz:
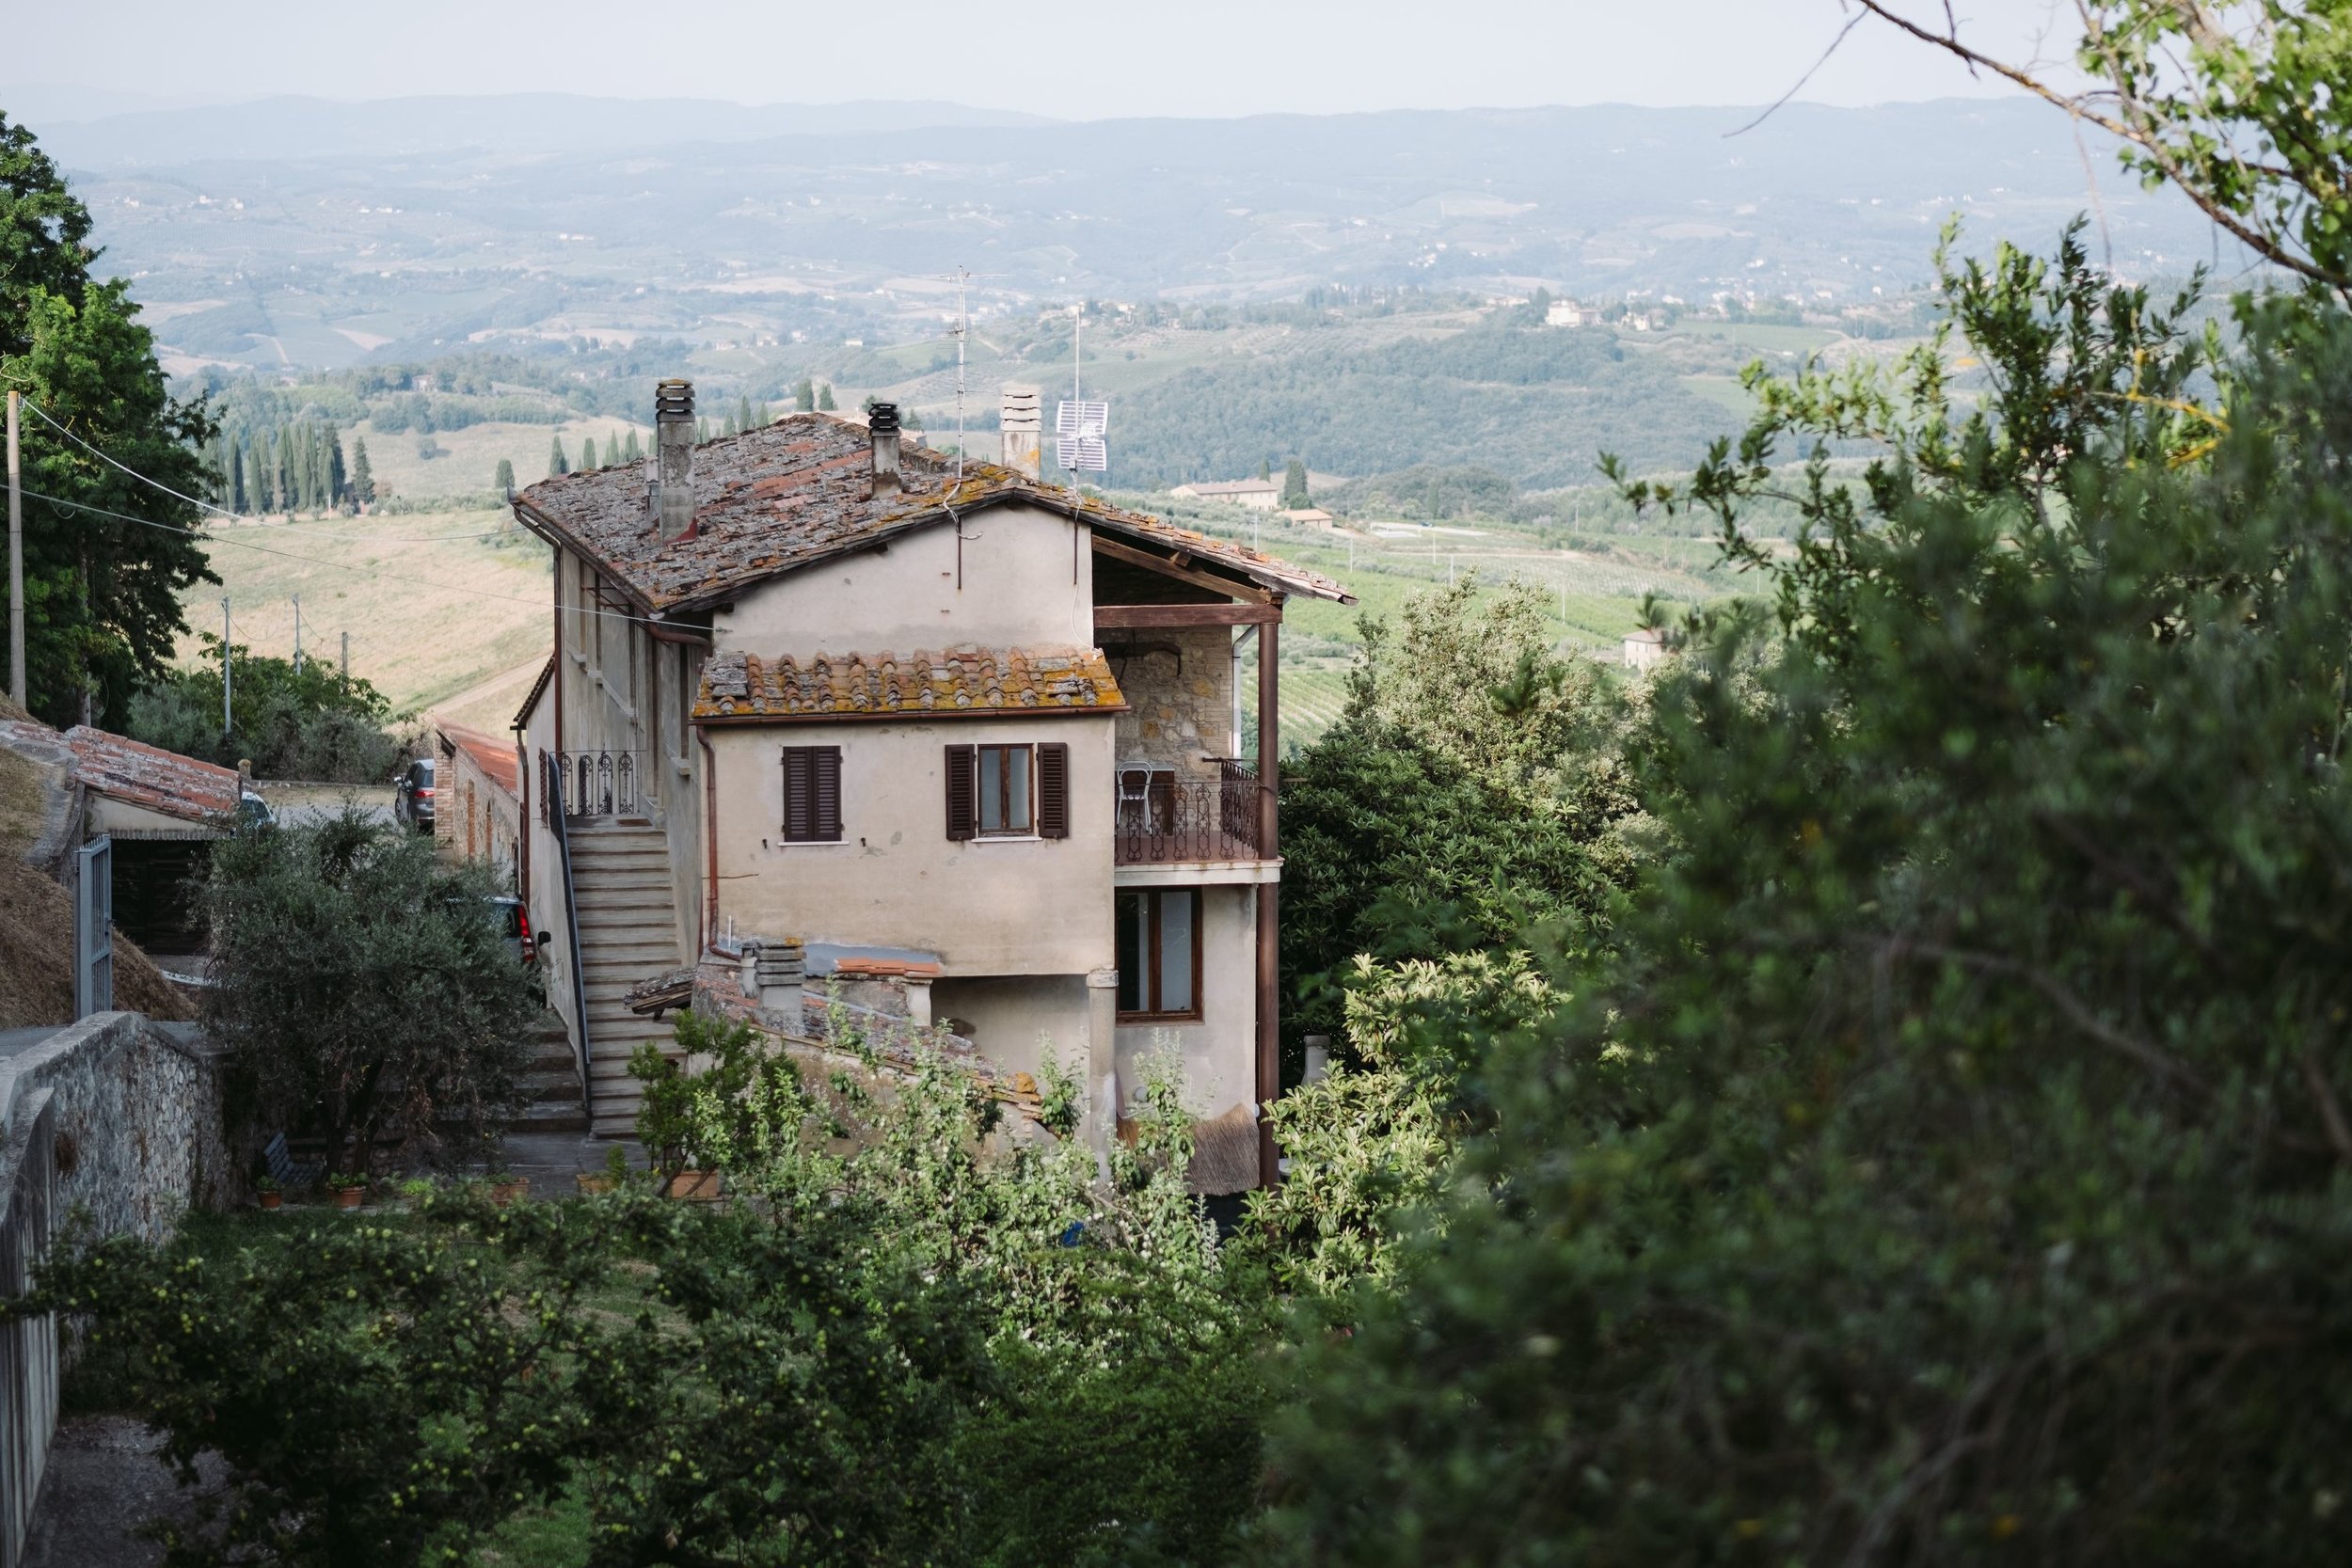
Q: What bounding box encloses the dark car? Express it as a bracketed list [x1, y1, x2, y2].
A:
[393, 756, 436, 832]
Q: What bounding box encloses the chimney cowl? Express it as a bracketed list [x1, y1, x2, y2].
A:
[867, 402, 902, 497]
[998, 384, 1042, 481]
[655, 378, 696, 543]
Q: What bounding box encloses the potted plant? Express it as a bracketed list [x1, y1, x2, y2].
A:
[575, 1144, 630, 1196]
[488, 1169, 531, 1207]
[256, 1174, 283, 1212]
[327, 1173, 367, 1210]
[630, 1031, 724, 1201]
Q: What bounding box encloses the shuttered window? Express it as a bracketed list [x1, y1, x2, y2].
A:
[945, 744, 977, 840]
[1037, 742, 1070, 839]
[946, 741, 1069, 840]
[781, 745, 842, 842]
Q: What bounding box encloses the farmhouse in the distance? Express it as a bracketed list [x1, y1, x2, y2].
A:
[508, 384, 1351, 1187]
[1168, 477, 1281, 511]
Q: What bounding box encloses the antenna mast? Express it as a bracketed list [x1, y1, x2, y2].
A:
[952, 266, 971, 482]
[1055, 301, 1110, 483]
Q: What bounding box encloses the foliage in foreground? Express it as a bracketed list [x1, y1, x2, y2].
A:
[205, 810, 536, 1176]
[1259, 234, 2352, 1564]
[25, 1016, 1274, 1567]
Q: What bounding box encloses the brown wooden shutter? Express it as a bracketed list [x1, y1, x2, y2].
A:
[782, 746, 815, 841]
[814, 747, 842, 841]
[1037, 742, 1070, 839]
[945, 744, 977, 840]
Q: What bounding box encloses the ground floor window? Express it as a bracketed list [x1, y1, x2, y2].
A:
[1117, 887, 1200, 1021]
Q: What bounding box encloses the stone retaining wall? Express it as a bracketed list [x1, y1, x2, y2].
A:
[0, 1015, 229, 1568]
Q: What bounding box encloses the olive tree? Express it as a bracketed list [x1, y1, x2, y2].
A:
[205, 808, 536, 1175]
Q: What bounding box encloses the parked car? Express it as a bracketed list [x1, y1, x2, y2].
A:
[484, 894, 535, 964]
[393, 756, 435, 832]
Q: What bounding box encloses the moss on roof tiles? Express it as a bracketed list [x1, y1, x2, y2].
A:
[692, 644, 1127, 722]
[516, 412, 1350, 613]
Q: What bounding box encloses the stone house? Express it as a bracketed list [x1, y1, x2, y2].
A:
[432, 721, 523, 884]
[509, 386, 1352, 1184]
[1168, 478, 1281, 512]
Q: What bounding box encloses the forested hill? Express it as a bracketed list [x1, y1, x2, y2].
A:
[1106, 319, 1731, 487]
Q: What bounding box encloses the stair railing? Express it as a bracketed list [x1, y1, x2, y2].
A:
[542, 749, 594, 1108]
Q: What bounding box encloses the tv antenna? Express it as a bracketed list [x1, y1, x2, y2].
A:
[1056, 305, 1108, 479]
[949, 265, 971, 481]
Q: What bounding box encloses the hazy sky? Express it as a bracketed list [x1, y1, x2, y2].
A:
[13, 0, 2085, 120]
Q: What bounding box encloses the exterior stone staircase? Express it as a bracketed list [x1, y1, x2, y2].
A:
[566, 819, 686, 1138]
[511, 1012, 588, 1133]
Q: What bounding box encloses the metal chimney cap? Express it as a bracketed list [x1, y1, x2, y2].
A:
[655, 379, 694, 419]
[867, 402, 901, 433]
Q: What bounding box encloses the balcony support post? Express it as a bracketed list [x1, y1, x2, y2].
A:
[1255, 610, 1281, 1188]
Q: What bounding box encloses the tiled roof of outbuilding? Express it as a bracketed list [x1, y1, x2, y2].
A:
[61, 727, 240, 821]
[693, 645, 1126, 722]
[513, 414, 1351, 615]
[435, 721, 520, 798]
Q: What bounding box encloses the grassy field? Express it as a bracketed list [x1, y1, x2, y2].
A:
[181, 510, 553, 733]
[176, 490, 1736, 749]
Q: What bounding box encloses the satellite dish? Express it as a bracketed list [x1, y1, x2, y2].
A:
[1056, 398, 1109, 472]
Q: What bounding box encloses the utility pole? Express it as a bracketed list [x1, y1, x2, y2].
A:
[292, 593, 303, 674]
[221, 599, 232, 737]
[7, 389, 22, 711]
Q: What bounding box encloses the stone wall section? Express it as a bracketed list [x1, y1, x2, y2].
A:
[3, 1014, 232, 1247]
[0, 1014, 229, 1568]
[1106, 625, 1235, 782]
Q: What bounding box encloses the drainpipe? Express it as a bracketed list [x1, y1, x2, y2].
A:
[697, 726, 720, 958]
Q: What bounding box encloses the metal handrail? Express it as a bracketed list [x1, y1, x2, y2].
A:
[543, 750, 594, 1102]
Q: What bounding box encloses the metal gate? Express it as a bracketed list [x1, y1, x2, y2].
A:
[72, 836, 113, 1019]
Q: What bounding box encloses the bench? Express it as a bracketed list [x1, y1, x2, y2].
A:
[262, 1132, 324, 1190]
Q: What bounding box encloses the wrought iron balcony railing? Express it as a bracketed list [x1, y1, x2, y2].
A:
[556, 749, 650, 818]
[1113, 761, 1263, 864]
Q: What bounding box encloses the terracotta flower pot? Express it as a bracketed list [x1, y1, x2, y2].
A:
[490, 1179, 531, 1207]
[332, 1185, 365, 1210]
[668, 1169, 721, 1202]
[574, 1173, 617, 1196]
[259, 1191, 283, 1212]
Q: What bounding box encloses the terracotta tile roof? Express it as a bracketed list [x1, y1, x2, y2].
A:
[694, 644, 1126, 722]
[435, 721, 520, 799]
[61, 727, 240, 822]
[513, 656, 555, 731]
[513, 413, 1352, 616]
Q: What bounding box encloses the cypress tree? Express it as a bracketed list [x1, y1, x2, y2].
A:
[621, 430, 642, 463]
[275, 424, 295, 514]
[326, 425, 347, 508]
[242, 438, 267, 515]
[581, 436, 598, 469]
[352, 438, 375, 506]
[794, 377, 816, 412]
[696, 417, 709, 443]
[817, 384, 835, 411]
[737, 395, 753, 431]
[548, 436, 569, 478]
[755, 401, 771, 427]
[495, 457, 516, 495]
[723, 414, 738, 438]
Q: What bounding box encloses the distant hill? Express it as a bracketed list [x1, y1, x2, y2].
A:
[23, 91, 1056, 164]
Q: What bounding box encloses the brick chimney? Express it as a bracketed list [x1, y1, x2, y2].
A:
[999, 384, 1041, 480]
[867, 402, 901, 498]
[654, 378, 695, 543]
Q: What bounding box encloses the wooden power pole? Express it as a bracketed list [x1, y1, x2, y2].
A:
[7, 389, 23, 711]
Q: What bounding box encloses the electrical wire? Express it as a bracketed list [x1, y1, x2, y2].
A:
[17, 485, 659, 628]
[21, 396, 513, 535]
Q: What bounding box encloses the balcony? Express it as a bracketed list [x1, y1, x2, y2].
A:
[551, 749, 654, 819]
[1113, 760, 1263, 864]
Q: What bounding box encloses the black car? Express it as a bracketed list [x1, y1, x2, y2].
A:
[393, 756, 437, 832]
